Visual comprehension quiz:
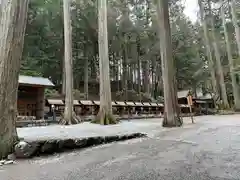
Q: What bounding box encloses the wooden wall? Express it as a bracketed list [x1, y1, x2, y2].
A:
[17, 85, 45, 119]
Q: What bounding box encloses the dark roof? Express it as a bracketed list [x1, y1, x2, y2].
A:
[19, 75, 54, 87]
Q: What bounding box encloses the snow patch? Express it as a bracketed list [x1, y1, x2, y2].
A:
[118, 138, 145, 145]
[36, 156, 63, 165]
[101, 154, 137, 166]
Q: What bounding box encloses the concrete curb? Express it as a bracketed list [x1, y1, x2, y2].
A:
[15, 133, 146, 159]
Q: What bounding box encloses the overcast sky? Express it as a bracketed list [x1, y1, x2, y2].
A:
[184, 0, 199, 22]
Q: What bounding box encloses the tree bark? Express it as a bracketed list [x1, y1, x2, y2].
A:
[143, 0, 151, 95]
[221, 4, 240, 110]
[84, 57, 89, 100]
[156, 62, 162, 96]
[151, 57, 156, 97]
[112, 52, 118, 82]
[122, 34, 128, 100]
[156, 0, 182, 127]
[61, 0, 80, 125]
[230, 0, 240, 56]
[84, 43, 89, 100]
[63, 0, 73, 123]
[134, 63, 138, 91]
[0, 0, 29, 159]
[62, 57, 66, 95]
[208, 0, 229, 109]
[116, 52, 120, 92]
[142, 60, 150, 94]
[136, 35, 142, 101]
[90, 42, 98, 81]
[96, 0, 116, 125]
[198, 0, 218, 105]
[129, 62, 134, 90]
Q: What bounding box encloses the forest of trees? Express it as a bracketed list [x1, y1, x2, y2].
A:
[0, 0, 239, 158]
[20, 0, 239, 103]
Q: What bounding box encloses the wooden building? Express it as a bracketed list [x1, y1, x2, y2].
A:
[17, 75, 54, 119]
[177, 89, 215, 114]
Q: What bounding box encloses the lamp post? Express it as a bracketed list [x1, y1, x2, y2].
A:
[51, 104, 56, 121]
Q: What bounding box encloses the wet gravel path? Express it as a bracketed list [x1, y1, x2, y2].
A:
[1, 115, 240, 180]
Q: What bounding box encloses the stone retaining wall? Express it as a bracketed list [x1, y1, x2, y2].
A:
[14, 133, 146, 159]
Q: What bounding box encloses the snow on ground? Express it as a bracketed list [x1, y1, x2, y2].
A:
[4, 114, 240, 180]
[17, 115, 240, 142]
[17, 118, 163, 141]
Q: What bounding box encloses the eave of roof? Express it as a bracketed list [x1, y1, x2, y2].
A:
[19, 75, 54, 87]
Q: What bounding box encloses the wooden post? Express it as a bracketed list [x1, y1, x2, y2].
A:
[189, 105, 194, 123]
[187, 95, 194, 123]
[36, 87, 45, 120]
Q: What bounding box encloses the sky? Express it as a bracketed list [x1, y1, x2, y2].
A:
[183, 0, 199, 22]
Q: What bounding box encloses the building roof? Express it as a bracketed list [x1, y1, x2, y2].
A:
[80, 100, 94, 105]
[115, 101, 126, 106]
[19, 75, 54, 87]
[112, 101, 117, 106]
[142, 102, 151, 106]
[177, 89, 213, 100]
[177, 90, 190, 98]
[150, 102, 158, 107]
[125, 102, 135, 106]
[157, 103, 164, 107]
[73, 100, 80, 105]
[135, 102, 143, 106]
[47, 99, 64, 105]
[93, 101, 100, 105]
[195, 93, 212, 100]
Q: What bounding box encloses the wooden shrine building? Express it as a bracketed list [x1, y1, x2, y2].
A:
[17, 75, 54, 119]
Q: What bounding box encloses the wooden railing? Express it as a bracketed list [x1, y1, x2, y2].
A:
[45, 99, 191, 118]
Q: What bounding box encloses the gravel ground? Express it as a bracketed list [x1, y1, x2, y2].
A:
[2, 115, 240, 180]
